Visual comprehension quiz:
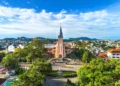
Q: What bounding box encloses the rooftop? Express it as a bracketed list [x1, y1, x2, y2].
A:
[98, 52, 108, 58]
[108, 49, 120, 53]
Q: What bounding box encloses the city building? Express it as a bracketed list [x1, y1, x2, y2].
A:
[45, 24, 74, 58]
[107, 49, 120, 59]
[17, 44, 25, 49]
[6, 45, 15, 53]
[98, 52, 108, 60]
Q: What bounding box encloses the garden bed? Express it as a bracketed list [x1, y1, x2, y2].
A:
[47, 70, 77, 78]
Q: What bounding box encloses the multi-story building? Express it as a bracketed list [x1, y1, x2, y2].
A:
[107, 49, 120, 59]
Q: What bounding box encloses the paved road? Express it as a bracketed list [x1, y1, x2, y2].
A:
[43, 77, 76, 86]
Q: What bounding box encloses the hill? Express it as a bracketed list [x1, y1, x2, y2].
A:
[68, 37, 97, 41]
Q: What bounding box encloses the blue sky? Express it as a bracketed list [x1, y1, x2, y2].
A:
[0, 0, 120, 39]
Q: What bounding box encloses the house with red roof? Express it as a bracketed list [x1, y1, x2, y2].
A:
[107, 49, 120, 59]
[98, 52, 108, 60]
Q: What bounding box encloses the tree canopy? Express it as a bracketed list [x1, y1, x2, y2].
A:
[2, 53, 18, 70]
[2, 38, 52, 86]
[65, 79, 76, 86]
[12, 58, 52, 86]
[14, 38, 46, 62]
[0, 52, 5, 61]
[67, 48, 95, 63]
[2, 53, 24, 74]
[24, 38, 45, 62]
[82, 50, 94, 63]
[77, 58, 120, 86]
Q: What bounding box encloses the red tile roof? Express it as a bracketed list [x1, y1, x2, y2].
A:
[108, 49, 120, 53]
[98, 52, 108, 58]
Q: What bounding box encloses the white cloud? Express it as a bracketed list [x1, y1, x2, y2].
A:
[0, 5, 120, 39]
[80, 10, 108, 20]
[2, 1, 9, 5]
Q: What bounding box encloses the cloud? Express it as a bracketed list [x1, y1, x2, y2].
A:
[80, 10, 108, 20]
[2, 1, 9, 6]
[0, 5, 120, 39]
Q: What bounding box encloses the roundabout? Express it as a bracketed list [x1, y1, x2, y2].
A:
[48, 58, 72, 64]
[48, 58, 82, 72]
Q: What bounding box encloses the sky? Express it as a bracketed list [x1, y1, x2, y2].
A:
[0, 0, 120, 39]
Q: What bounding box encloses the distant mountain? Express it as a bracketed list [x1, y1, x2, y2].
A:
[0, 37, 97, 42]
[68, 37, 97, 41]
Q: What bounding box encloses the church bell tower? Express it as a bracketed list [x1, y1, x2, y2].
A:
[55, 24, 66, 58]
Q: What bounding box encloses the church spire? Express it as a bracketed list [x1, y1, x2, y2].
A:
[58, 23, 63, 38]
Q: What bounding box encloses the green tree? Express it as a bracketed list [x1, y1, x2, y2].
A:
[75, 40, 89, 49]
[31, 58, 52, 75]
[77, 58, 120, 86]
[0, 52, 5, 61]
[2, 53, 18, 70]
[24, 38, 45, 62]
[65, 79, 76, 86]
[12, 70, 45, 86]
[82, 50, 94, 63]
[82, 51, 89, 63]
[67, 48, 87, 60]
[2, 53, 24, 74]
[12, 58, 52, 86]
[14, 48, 26, 62]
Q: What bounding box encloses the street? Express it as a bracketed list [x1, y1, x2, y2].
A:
[43, 77, 76, 86]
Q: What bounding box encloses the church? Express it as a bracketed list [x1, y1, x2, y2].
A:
[55, 25, 66, 58]
[45, 24, 75, 58]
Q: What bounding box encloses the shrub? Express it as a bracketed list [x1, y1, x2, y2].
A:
[47, 71, 58, 77]
[65, 79, 76, 86]
[62, 73, 77, 78]
[47, 71, 77, 78]
[62, 71, 77, 78]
